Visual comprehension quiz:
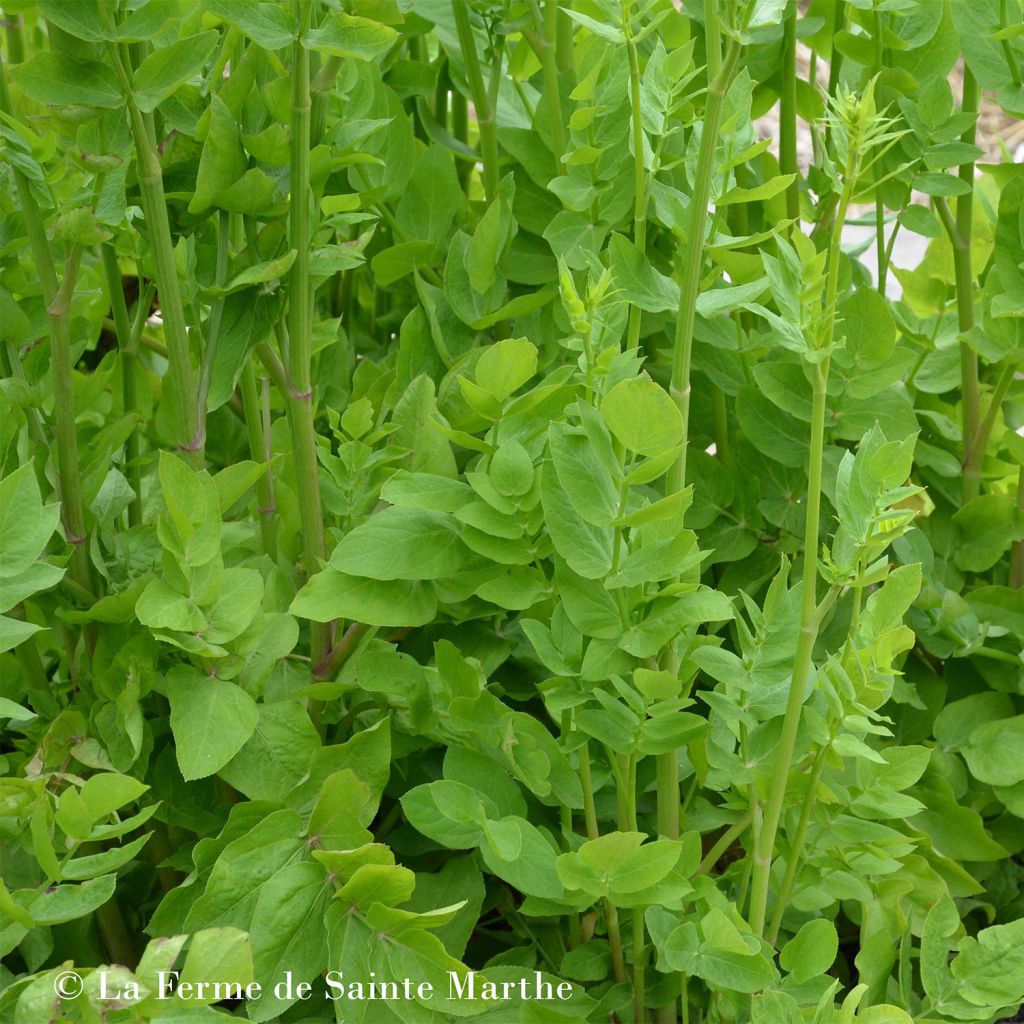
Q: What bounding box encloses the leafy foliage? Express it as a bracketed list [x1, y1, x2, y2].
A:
[1, 1, 1023, 1023]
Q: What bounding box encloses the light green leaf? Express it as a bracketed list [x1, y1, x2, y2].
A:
[164, 666, 259, 781]
[780, 918, 839, 984]
[328, 506, 466, 580]
[601, 376, 682, 456]
[133, 31, 218, 112]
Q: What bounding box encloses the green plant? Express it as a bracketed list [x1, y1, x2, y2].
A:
[1, 2, 1023, 1023]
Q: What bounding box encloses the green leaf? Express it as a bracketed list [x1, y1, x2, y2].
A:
[601, 376, 683, 456]
[953, 494, 1024, 572]
[608, 233, 679, 312]
[396, 147, 463, 247]
[80, 773, 149, 821]
[303, 13, 398, 60]
[338, 863, 416, 910]
[28, 875, 117, 925]
[328, 506, 466, 580]
[963, 716, 1024, 787]
[177, 927, 254, 1000]
[37, 0, 110, 41]
[206, 0, 295, 48]
[291, 569, 437, 627]
[308, 770, 374, 851]
[549, 423, 619, 528]
[479, 816, 563, 899]
[475, 337, 538, 401]
[951, 917, 1024, 1008]
[10, 53, 122, 108]
[61, 833, 152, 881]
[0, 466, 60, 579]
[780, 918, 839, 984]
[248, 862, 331, 1022]
[164, 666, 259, 781]
[133, 31, 218, 112]
[189, 94, 248, 214]
[219, 700, 320, 803]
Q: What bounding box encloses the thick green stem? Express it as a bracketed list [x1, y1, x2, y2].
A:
[50, 252, 95, 592]
[288, 1, 329, 665]
[100, 244, 144, 527]
[749, 164, 854, 938]
[95, 897, 137, 968]
[578, 741, 627, 984]
[550, 0, 573, 72]
[872, 10, 885, 293]
[826, 1, 846, 104]
[780, 0, 799, 222]
[617, 753, 646, 1021]
[878, 217, 900, 296]
[696, 812, 753, 876]
[452, 0, 500, 202]
[766, 747, 828, 944]
[3, 9, 25, 62]
[659, 38, 741, 843]
[964, 362, 1018, 482]
[667, 41, 739, 496]
[625, 0, 647, 351]
[529, 0, 566, 170]
[1, 62, 92, 591]
[240, 366, 278, 560]
[955, 69, 981, 502]
[196, 210, 231, 462]
[1000, 0, 1022, 85]
[451, 86, 470, 191]
[111, 48, 202, 467]
[311, 54, 342, 145]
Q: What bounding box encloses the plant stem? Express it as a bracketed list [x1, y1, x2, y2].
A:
[659, 36, 741, 842]
[964, 361, 1018, 480]
[95, 897, 137, 968]
[766, 747, 828, 943]
[3, 9, 25, 62]
[549, 0, 573, 71]
[100, 245, 145, 527]
[668, 39, 739, 494]
[1, 61, 93, 593]
[558, 710, 582, 950]
[451, 85, 470, 191]
[452, 0, 500, 202]
[696, 812, 753, 876]
[873, 8, 885, 293]
[619, 753, 646, 1022]
[287, 0, 329, 666]
[826, 1, 846, 105]
[578, 740, 627, 983]
[954, 68, 981, 502]
[1000, 0, 1022, 85]
[780, 0, 799, 222]
[240, 365, 278, 560]
[311, 54, 342, 145]
[110, 47, 202, 467]
[196, 209, 231, 463]
[878, 216, 900, 296]
[624, 0, 647, 351]
[748, 153, 856, 939]
[528, 0, 566, 170]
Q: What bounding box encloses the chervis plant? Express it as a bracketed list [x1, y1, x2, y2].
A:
[1, 1, 1023, 1022]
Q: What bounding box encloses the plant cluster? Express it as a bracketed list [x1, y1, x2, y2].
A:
[1, 1, 1023, 1022]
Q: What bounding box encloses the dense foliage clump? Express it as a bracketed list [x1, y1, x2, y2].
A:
[1, 1, 1023, 1022]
